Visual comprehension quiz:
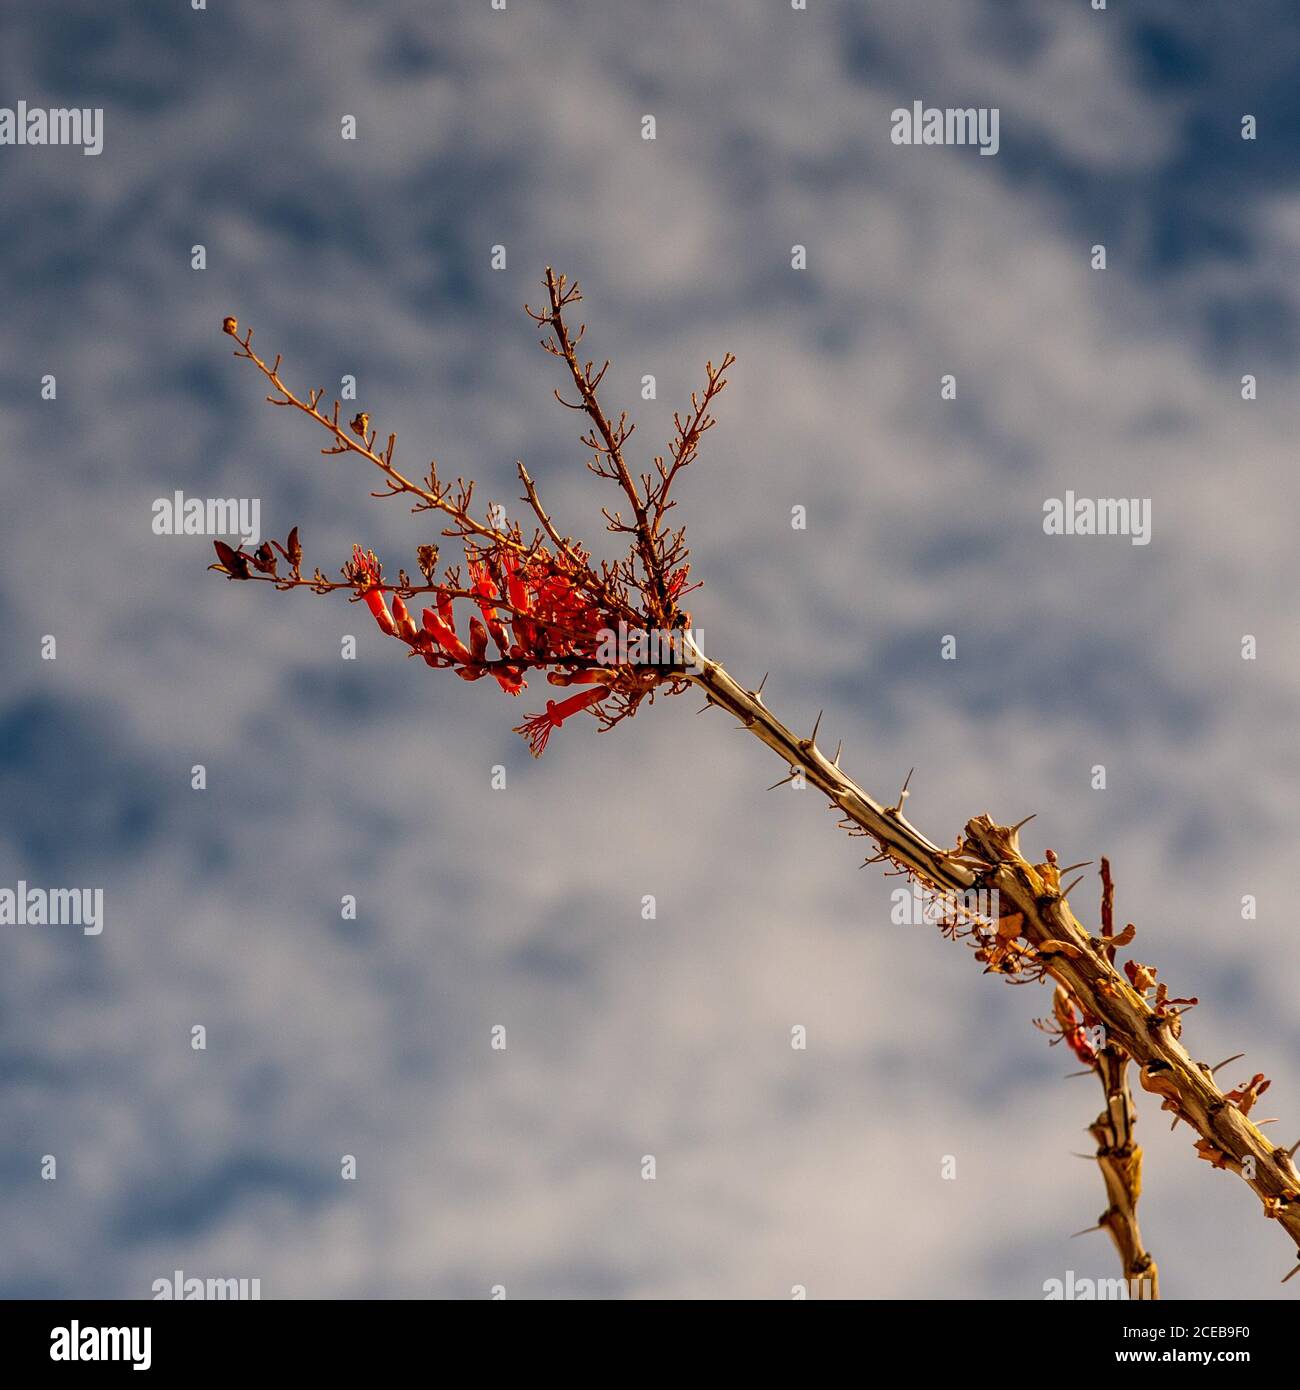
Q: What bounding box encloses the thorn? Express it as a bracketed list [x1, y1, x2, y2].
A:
[832, 740, 843, 768]
[888, 769, 913, 815]
[1065, 1069, 1094, 1079]
[767, 772, 797, 791]
[1009, 813, 1037, 834]
[1060, 875, 1085, 899]
[1071, 1152, 1095, 1161]
[1210, 1053, 1245, 1076]
[696, 701, 714, 715]
[809, 709, 823, 745]
[1059, 861, 1093, 875]
[1283, 1262, 1300, 1284]
[1286, 1138, 1300, 1160]
[1071, 1224, 1103, 1239]
[756, 672, 768, 695]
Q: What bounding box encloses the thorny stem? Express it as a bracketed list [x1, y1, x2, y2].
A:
[1089, 1045, 1158, 1297]
[685, 638, 1300, 1287]
[1082, 853, 1156, 1295]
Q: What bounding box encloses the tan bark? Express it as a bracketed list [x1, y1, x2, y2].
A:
[687, 640, 1300, 1285]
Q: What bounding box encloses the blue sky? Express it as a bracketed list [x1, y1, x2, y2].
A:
[2, 0, 1300, 1298]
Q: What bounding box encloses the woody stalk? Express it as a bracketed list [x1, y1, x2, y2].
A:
[212, 270, 1300, 1296]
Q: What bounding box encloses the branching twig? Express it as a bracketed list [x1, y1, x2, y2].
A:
[224, 320, 519, 552]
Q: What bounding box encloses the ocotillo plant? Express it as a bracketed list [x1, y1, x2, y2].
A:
[213, 269, 1300, 1298]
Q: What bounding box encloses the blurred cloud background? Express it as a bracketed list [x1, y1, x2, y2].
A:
[2, 0, 1299, 1298]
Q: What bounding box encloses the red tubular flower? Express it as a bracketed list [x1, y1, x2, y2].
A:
[667, 567, 700, 603]
[363, 588, 398, 636]
[546, 669, 611, 687]
[389, 593, 419, 643]
[468, 616, 490, 662]
[468, 560, 512, 653]
[468, 601, 526, 694]
[1041, 986, 1098, 1067]
[422, 606, 471, 663]
[348, 545, 400, 637]
[513, 687, 606, 757]
[491, 666, 525, 696]
[1063, 1020, 1098, 1067]
[503, 555, 537, 654]
[502, 553, 530, 612]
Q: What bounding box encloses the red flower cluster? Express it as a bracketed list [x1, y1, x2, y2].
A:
[214, 277, 727, 759]
[344, 544, 617, 754]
